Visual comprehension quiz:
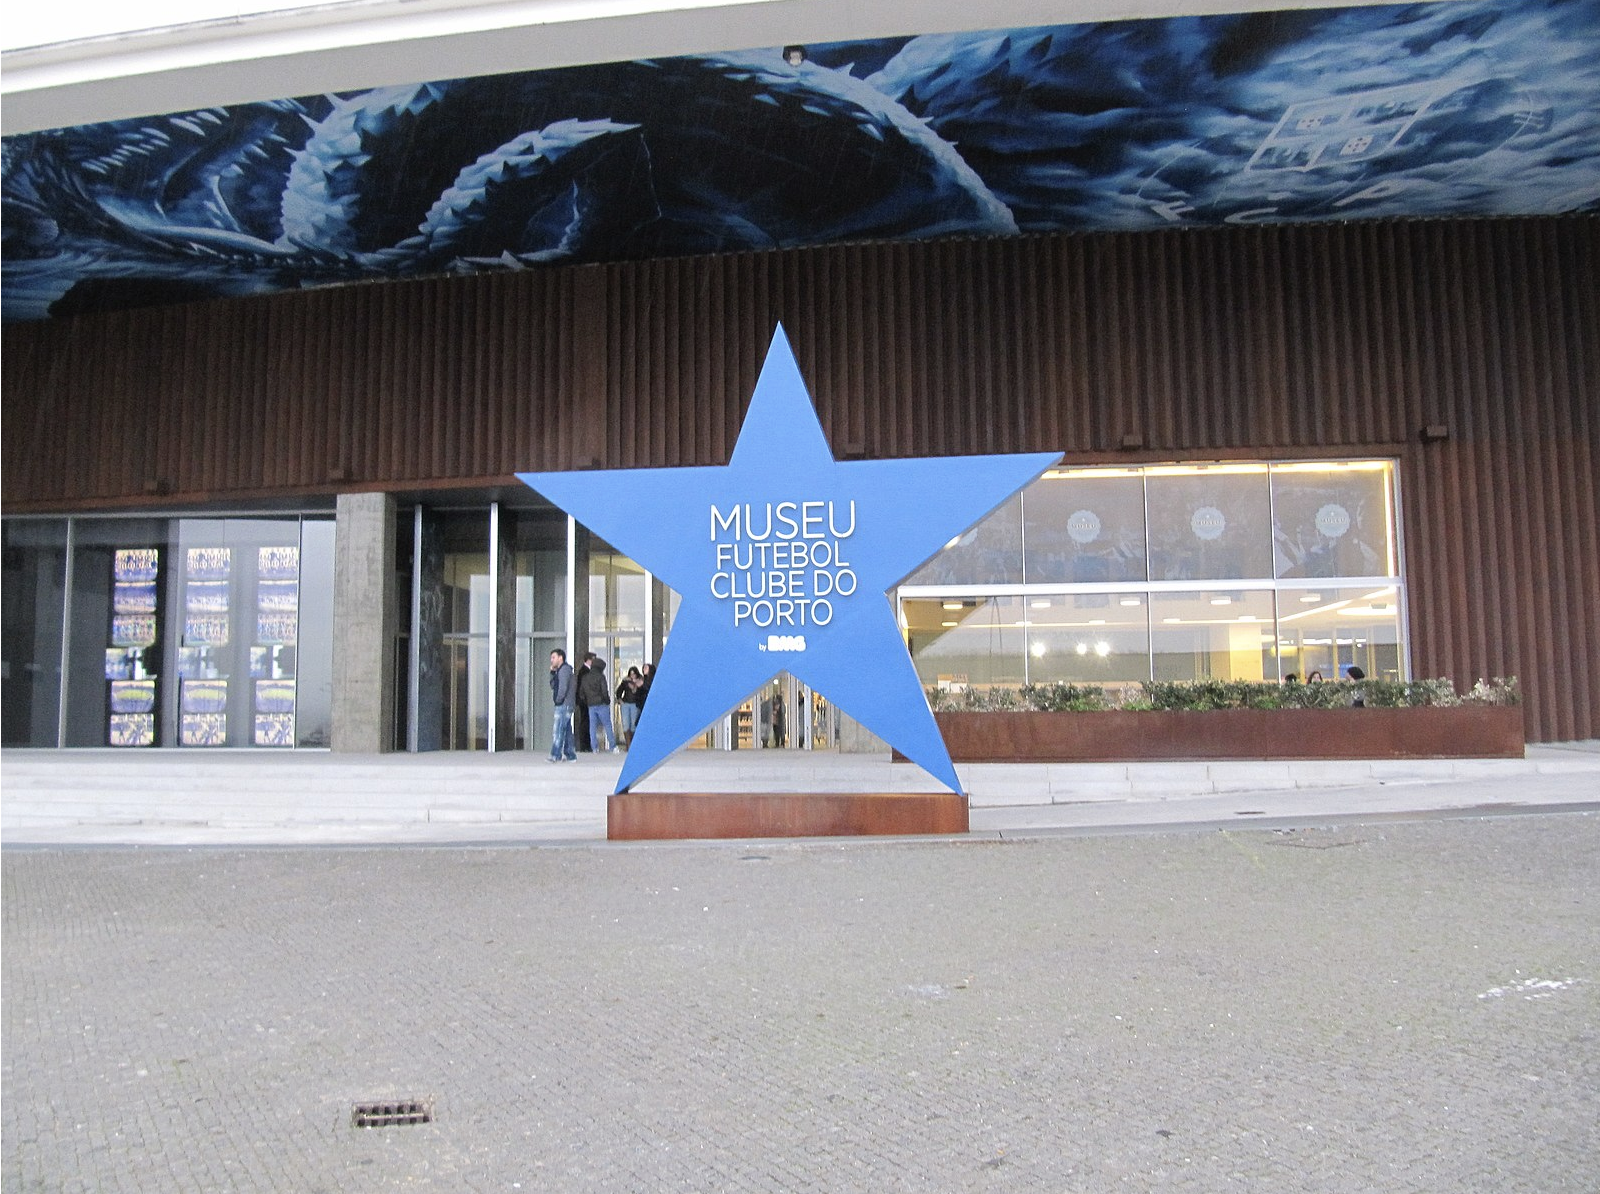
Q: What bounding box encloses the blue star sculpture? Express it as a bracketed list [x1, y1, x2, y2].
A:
[519, 326, 1058, 794]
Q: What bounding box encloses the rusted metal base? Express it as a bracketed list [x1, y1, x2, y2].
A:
[607, 791, 969, 841]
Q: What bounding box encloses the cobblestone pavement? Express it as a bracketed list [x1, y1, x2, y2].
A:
[4, 813, 1597, 1193]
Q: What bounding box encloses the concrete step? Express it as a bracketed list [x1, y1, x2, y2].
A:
[3, 745, 1595, 832]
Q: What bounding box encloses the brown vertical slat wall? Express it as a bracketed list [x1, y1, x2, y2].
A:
[4, 217, 1596, 741]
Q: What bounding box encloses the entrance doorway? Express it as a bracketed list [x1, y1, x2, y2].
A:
[705, 672, 838, 752]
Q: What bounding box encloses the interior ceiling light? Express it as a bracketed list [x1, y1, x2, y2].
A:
[942, 600, 963, 610]
[1119, 597, 1141, 607]
[1030, 598, 1051, 608]
[1300, 593, 1322, 602]
[940, 620, 958, 628]
[1075, 642, 1089, 654]
[1094, 641, 1111, 656]
[1162, 617, 1181, 624]
[1030, 642, 1047, 658]
[1210, 596, 1232, 605]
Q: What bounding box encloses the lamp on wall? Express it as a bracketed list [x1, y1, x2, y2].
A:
[783, 45, 808, 66]
[1420, 423, 1450, 442]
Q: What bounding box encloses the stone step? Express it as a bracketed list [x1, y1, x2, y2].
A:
[4, 745, 1592, 832]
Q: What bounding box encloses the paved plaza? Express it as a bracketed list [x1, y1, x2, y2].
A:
[4, 807, 1597, 1192]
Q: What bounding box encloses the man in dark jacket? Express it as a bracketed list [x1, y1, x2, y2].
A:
[578, 652, 618, 752]
[547, 649, 577, 762]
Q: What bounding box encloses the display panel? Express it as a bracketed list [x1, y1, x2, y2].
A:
[1022, 470, 1147, 585]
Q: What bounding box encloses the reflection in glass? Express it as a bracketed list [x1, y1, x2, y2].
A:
[1275, 585, 1403, 681]
[295, 519, 335, 747]
[1150, 590, 1279, 681]
[904, 495, 1023, 585]
[1146, 465, 1272, 581]
[1025, 592, 1150, 687]
[1272, 461, 1395, 578]
[437, 512, 490, 750]
[1023, 469, 1147, 584]
[904, 596, 1027, 690]
[2, 520, 68, 747]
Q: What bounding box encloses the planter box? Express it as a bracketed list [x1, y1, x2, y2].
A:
[928, 706, 1525, 763]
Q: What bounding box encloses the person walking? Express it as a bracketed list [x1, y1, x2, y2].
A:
[547, 648, 576, 762]
[578, 652, 618, 752]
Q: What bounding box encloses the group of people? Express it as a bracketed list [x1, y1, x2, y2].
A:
[1285, 664, 1367, 706]
[1283, 665, 1365, 684]
[546, 649, 653, 763]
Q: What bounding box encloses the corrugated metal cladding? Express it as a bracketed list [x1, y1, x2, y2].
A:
[3, 217, 1596, 742]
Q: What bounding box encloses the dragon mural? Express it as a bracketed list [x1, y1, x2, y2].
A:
[3, 0, 1598, 320]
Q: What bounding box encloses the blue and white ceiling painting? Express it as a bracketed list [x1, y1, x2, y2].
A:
[4, 0, 1599, 321]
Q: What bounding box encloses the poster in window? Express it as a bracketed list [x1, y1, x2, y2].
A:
[113, 548, 158, 583]
[184, 614, 230, 646]
[254, 679, 296, 746]
[181, 713, 228, 746]
[113, 581, 156, 614]
[257, 545, 299, 581]
[257, 612, 298, 645]
[110, 714, 155, 747]
[111, 615, 157, 647]
[185, 580, 230, 613]
[181, 679, 228, 714]
[185, 547, 230, 581]
[256, 580, 298, 612]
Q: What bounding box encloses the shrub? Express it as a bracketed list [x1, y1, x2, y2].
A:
[1020, 682, 1110, 712]
[928, 676, 1518, 712]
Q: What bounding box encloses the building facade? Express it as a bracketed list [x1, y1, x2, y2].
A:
[4, 215, 1597, 752]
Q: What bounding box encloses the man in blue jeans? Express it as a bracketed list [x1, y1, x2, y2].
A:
[578, 651, 619, 752]
[547, 648, 577, 761]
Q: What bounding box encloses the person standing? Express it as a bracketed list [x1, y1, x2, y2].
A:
[616, 666, 645, 747]
[547, 648, 576, 762]
[770, 687, 787, 748]
[578, 651, 618, 752]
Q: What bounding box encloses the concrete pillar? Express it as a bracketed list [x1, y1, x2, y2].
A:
[332, 492, 396, 752]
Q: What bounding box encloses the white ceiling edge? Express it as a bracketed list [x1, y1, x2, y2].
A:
[1, 0, 1421, 135]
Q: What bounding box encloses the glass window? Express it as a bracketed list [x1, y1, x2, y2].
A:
[65, 519, 167, 747]
[1023, 469, 1147, 584]
[294, 519, 335, 747]
[2, 519, 68, 747]
[1025, 591, 1151, 687]
[436, 513, 490, 750]
[170, 518, 305, 748]
[904, 595, 1027, 690]
[1146, 464, 1272, 581]
[1272, 461, 1395, 578]
[1275, 585, 1403, 682]
[513, 513, 570, 754]
[1150, 589, 1279, 681]
[904, 494, 1023, 585]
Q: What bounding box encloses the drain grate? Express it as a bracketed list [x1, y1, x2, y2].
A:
[352, 1100, 432, 1129]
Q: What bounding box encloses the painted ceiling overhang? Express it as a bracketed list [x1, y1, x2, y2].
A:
[3, 0, 1598, 321]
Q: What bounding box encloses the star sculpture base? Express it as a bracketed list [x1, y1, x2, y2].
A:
[607, 790, 969, 841]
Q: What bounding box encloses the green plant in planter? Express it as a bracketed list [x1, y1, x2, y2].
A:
[1020, 682, 1110, 712]
[1464, 676, 1521, 705]
[1403, 678, 1460, 707]
[929, 676, 1519, 712]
